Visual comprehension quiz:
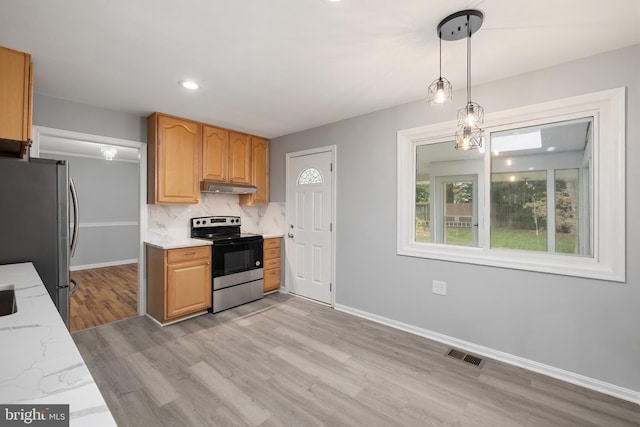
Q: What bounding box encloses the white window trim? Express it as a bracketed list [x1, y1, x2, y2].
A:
[397, 88, 626, 282]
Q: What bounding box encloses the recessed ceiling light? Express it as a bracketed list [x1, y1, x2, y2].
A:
[178, 80, 199, 90]
[546, 146, 557, 152]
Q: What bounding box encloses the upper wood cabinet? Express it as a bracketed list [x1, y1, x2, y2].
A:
[202, 125, 229, 182]
[228, 132, 251, 185]
[202, 128, 251, 185]
[239, 137, 269, 206]
[147, 113, 202, 204]
[149, 111, 270, 206]
[0, 45, 33, 156]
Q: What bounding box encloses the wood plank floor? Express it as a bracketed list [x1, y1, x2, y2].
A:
[72, 293, 640, 426]
[69, 263, 138, 332]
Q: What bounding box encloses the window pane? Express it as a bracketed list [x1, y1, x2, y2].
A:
[555, 169, 582, 254]
[415, 142, 480, 245]
[415, 181, 431, 243]
[444, 181, 474, 246]
[491, 171, 548, 251]
[298, 168, 323, 185]
[490, 117, 592, 255]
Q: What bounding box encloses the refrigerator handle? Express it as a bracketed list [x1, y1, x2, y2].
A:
[69, 278, 79, 296]
[70, 178, 80, 257]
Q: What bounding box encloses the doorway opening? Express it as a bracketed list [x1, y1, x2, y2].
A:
[32, 126, 146, 331]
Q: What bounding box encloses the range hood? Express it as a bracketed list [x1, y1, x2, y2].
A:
[200, 181, 257, 194]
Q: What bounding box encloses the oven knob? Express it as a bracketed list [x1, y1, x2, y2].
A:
[256, 261, 261, 266]
[196, 220, 200, 225]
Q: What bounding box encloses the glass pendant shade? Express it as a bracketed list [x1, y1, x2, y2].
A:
[457, 101, 484, 127]
[455, 124, 483, 151]
[428, 77, 452, 105]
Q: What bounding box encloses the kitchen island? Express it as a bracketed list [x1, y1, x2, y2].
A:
[0, 262, 116, 426]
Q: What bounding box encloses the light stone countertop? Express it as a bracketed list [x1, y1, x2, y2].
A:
[144, 238, 213, 250]
[145, 235, 283, 250]
[0, 263, 116, 426]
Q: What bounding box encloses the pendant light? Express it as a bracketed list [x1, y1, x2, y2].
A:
[427, 32, 452, 105]
[455, 12, 484, 150]
[431, 10, 485, 150]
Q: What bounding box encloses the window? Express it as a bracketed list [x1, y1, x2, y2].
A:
[397, 88, 625, 281]
[298, 168, 323, 185]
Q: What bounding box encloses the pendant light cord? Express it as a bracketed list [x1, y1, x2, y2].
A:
[466, 14, 471, 104]
[439, 31, 442, 78]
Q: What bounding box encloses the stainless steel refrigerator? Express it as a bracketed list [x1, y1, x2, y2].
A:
[0, 157, 79, 328]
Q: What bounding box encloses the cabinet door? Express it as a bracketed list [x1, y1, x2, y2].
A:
[240, 137, 269, 206]
[202, 125, 228, 182]
[166, 260, 211, 319]
[264, 267, 281, 292]
[155, 114, 202, 204]
[228, 132, 251, 184]
[0, 46, 32, 142]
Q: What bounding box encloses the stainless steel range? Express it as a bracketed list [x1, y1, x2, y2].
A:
[190, 216, 263, 313]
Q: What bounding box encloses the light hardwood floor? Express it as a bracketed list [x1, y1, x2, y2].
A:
[72, 293, 640, 426]
[69, 263, 138, 332]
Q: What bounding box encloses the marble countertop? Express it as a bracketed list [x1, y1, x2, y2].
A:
[146, 235, 283, 249]
[144, 238, 213, 250]
[263, 234, 284, 239]
[0, 263, 116, 426]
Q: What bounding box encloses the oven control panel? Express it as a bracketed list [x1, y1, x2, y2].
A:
[191, 216, 241, 228]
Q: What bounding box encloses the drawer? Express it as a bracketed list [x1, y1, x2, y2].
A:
[264, 257, 280, 270]
[167, 246, 210, 264]
[264, 238, 281, 250]
[264, 248, 280, 260]
[264, 267, 281, 292]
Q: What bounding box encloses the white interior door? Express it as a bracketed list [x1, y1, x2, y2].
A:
[286, 149, 333, 304]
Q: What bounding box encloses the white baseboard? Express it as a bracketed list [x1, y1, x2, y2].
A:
[334, 303, 640, 405]
[71, 259, 138, 271]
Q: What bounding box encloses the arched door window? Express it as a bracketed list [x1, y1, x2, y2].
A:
[297, 168, 323, 185]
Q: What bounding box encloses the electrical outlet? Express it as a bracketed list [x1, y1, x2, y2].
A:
[432, 280, 447, 296]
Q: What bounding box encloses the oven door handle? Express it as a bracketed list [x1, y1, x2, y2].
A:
[214, 240, 241, 247]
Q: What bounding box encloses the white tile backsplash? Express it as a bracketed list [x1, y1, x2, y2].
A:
[146, 193, 286, 240]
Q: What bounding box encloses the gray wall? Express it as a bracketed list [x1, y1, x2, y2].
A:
[33, 94, 145, 269]
[270, 44, 640, 392]
[34, 94, 146, 142]
[39, 153, 140, 268]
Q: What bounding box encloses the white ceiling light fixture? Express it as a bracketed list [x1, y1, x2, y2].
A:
[178, 80, 199, 90]
[431, 10, 485, 151]
[101, 145, 117, 161]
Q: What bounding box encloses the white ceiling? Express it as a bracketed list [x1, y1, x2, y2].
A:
[1, 0, 638, 139]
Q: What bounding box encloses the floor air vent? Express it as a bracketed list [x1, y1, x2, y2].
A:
[446, 348, 485, 368]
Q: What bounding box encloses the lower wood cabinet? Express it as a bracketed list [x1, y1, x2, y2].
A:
[146, 244, 211, 324]
[263, 238, 282, 293]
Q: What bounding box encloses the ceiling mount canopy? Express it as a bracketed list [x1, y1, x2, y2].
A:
[437, 9, 484, 41]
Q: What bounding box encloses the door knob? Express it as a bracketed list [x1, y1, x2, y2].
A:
[288, 233, 294, 238]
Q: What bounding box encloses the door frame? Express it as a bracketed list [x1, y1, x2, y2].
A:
[285, 145, 337, 307]
[31, 126, 147, 316]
